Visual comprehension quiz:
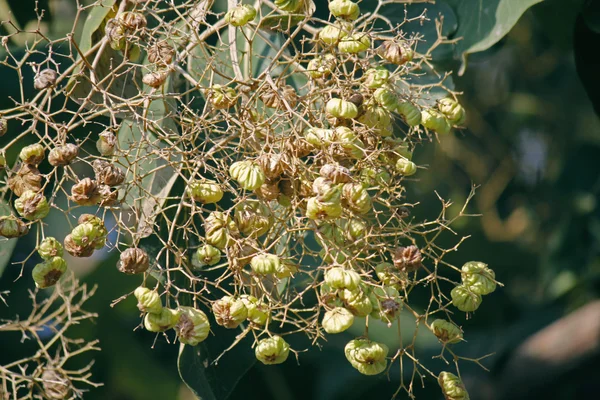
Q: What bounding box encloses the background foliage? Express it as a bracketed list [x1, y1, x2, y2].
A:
[1, 0, 600, 399]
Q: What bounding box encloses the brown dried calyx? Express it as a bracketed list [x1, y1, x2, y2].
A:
[41, 367, 72, 400]
[48, 143, 79, 166]
[93, 159, 125, 186]
[34, 68, 58, 90]
[392, 245, 423, 273]
[70, 178, 101, 206]
[118, 247, 150, 274]
[148, 40, 175, 65]
[255, 179, 280, 201]
[261, 85, 298, 109]
[320, 163, 352, 184]
[256, 153, 287, 179]
[8, 163, 42, 197]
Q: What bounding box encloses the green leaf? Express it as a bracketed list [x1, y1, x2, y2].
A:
[0, 200, 17, 278]
[178, 328, 256, 400]
[444, 0, 543, 74]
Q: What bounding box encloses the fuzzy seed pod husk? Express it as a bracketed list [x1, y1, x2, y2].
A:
[377, 40, 413, 65]
[397, 101, 422, 126]
[438, 372, 470, 400]
[144, 308, 180, 332]
[438, 98, 466, 125]
[461, 261, 496, 295]
[392, 245, 423, 273]
[225, 4, 257, 27]
[431, 319, 463, 344]
[396, 158, 417, 176]
[250, 253, 280, 275]
[187, 180, 223, 204]
[451, 284, 482, 312]
[338, 33, 371, 54]
[255, 336, 290, 365]
[34, 68, 58, 90]
[421, 109, 452, 135]
[14, 190, 49, 220]
[322, 306, 354, 334]
[70, 178, 101, 206]
[194, 244, 221, 268]
[96, 131, 117, 156]
[118, 248, 150, 275]
[176, 306, 211, 346]
[48, 144, 78, 166]
[0, 216, 29, 238]
[38, 237, 64, 260]
[19, 143, 45, 165]
[319, 23, 349, 45]
[274, 0, 303, 13]
[329, 0, 360, 20]
[8, 163, 42, 197]
[229, 161, 266, 191]
[32, 256, 67, 288]
[212, 296, 248, 329]
[344, 338, 389, 375]
[134, 287, 163, 314]
[364, 67, 389, 89]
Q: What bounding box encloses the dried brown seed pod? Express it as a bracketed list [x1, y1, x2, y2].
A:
[261, 85, 297, 109]
[92, 160, 125, 186]
[377, 40, 413, 65]
[148, 40, 175, 65]
[34, 68, 58, 90]
[0, 117, 7, 136]
[255, 180, 281, 201]
[348, 93, 364, 108]
[392, 245, 423, 273]
[256, 153, 286, 179]
[142, 70, 169, 88]
[41, 367, 72, 400]
[63, 234, 95, 258]
[118, 11, 147, 30]
[118, 248, 150, 274]
[97, 184, 120, 207]
[70, 178, 101, 206]
[320, 163, 352, 184]
[7, 163, 42, 197]
[48, 143, 79, 166]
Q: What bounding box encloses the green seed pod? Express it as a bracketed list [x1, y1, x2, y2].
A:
[395, 158, 417, 176]
[340, 286, 373, 316]
[326, 98, 359, 119]
[255, 336, 290, 365]
[241, 295, 270, 326]
[438, 372, 470, 400]
[364, 67, 389, 89]
[229, 160, 266, 191]
[0, 117, 7, 136]
[369, 286, 401, 324]
[320, 248, 347, 264]
[32, 257, 67, 288]
[451, 284, 482, 312]
[461, 261, 496, 295]
[421, 109, 452, 135]
[96, 131, 117, 156]
[359, 167, 391, 188]
[38, 237, 63, 260]
[105, 19, 127, 51]
[275, 261, 298, 279]
[307, 54, 336, 79]
[0, 153, 5, 169]
[250, 253, 280, 275]
[375, 262, 408, 290]
[325, 267, 361, 291]
[319, 163, 352, 184]
[319, 23, 349, 45]
[313, 178, 343, 203]
[306, 197, 343, 220]
[194, 244, 221, 268]
[118, 248, 150, 275]
[78, 214, 108, 239]
[334, 126, 365, 159]
[187, 180, 223, 204]
[397, 102, 422, 126]
[48, 144, 78, 167]
[431, 319, 463, 344]
[322, 306, 354, 334]
[212, 296, 248, 329]
[126, 44, 141, 62]
[0, 216, 29, 238]
[438, 98, 466, 125]
[342, 183, 372, 214]
[342, 218, 367, 241]
[338, 33, 371, 54]
[225, 4, 257, 27]
[329, 0, 360, 20]
[176, 306, 211, 346]
[316, 222, 345, 247]
[207, 84, 237, 109]
[70, 223, 99, 248]
[144, 308, 180, 332]
[234, 199, 273, 237]
[305, 127, 335, 147]
[344, 338, 389, 375]
[134, 287, 163, 314]
[359, 104, 392, 136]
[14, 190, 49, 221]
[34, 68, 57, 90]
[19, 144, 45, 165]
[373, 88, 399, 112]
[205, 211, 237, 249]
[377, 40, 413, 65]
[274, 0, 303, 12]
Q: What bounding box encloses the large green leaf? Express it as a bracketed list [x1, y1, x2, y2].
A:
[444, 0, 544, 74]
[0, 200, 18, 278]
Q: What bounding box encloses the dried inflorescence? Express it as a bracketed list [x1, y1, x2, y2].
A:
[0, 0, 490, 398]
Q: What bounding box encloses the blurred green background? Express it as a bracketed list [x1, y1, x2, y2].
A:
[2, 0, 600, 399]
